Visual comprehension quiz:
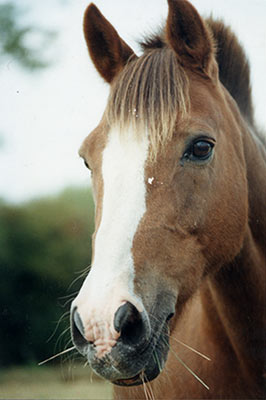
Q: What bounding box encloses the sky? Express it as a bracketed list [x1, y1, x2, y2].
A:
[0, 0, 265, 203]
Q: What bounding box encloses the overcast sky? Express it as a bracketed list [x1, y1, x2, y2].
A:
[0, 0, 265, 203]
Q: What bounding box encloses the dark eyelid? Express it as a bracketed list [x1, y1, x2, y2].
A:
[183, 135, 216, 154]
[81, 156, 90, 170]
[185, 134, 216, 147]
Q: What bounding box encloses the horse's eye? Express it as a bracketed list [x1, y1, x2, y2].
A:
[182, 138, 215, 164]
[84, 160, 90, 169]
[192, 141, 213, 159]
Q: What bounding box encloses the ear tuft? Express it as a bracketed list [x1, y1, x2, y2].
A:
[83, 4, 135, 83]
[166, 0, 216, 76]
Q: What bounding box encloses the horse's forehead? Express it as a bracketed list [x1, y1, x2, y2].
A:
[81, 123, 148, 162]
[81, 77, 223, 168]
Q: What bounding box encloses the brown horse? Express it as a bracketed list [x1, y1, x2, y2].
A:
[70, 0, 266, 398]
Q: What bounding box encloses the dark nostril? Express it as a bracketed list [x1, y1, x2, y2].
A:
[114, 302, 135, 333]
[73, 308, 84, 336]
[71, 308, 89, 355]
[166, 312, 174, 322]
[114, 302, 149, 346]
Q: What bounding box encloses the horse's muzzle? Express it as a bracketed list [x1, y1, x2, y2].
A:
[70, 301, 172, 384]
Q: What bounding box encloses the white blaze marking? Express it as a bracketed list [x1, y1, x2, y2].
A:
[73, 128, 149, 356]
[96, 128, 148, 279]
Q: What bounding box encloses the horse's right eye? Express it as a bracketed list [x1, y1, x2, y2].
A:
[84, 160, 90, 169]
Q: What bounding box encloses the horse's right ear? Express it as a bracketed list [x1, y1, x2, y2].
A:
[83, 4, 136, 83]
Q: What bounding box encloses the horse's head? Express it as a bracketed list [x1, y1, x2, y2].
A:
[71, 0, 248, 386]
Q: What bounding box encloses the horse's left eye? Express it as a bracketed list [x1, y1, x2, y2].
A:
[182, 138, 215, 164]
[192, 141, 213, 159]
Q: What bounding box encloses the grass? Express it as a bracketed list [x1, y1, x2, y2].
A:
[0, 363, 113, 399]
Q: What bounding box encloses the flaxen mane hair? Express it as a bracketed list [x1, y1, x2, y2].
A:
[106, 17, 260, 155]
[106, 47, 190, 157]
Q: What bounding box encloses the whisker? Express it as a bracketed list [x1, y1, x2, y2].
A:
[54, 326, 71, 353]
[46, 311, 70, 343]
[67, 275, 85, 292]
[89, 366, 94, 384]
[38, 346, 76, 366]
[153, 350, 163, 373]
[149, 313, 211, 361]
[60, 297, 77, 308]
[58, 338, 74, 365]
[145, 373, 155, 400]
[171, 337, 211, 361]
[61, 344, 78, 365]
[58, 292, 79, 301]
[140, 371, 151, 400]
[59, 292, 79, 308]
[151, 350, 171, 388]
[74, 264, 92, 276]
[67, 265, 91, 291]
[165, 340, 209, 391]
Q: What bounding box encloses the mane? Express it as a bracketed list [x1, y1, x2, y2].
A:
[207, 18, 266, 148]
[106, 17, 258, 155]
[106, 47, 190, 157]
[139, 18, 255, 127]
[206, 18, 254, 126]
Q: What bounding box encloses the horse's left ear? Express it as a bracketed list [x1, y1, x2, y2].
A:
[166, 0, 217, 78]
[83, 4, 136, 83]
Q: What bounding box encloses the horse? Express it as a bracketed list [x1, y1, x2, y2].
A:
[70, 0, 266, 398]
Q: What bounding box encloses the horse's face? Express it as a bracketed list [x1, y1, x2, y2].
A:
[71, 0, 248, 386]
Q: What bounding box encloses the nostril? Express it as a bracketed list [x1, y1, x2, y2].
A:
[71, 308, 89, 355]
[114, 302, 134, 333]
[73, 308, 84, 336]
[114, 302, 149, 346]
[166, 312, 174, 322]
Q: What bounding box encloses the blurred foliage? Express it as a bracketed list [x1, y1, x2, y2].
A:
[0, 2, 55, 71]
[0, 186, 95, 367]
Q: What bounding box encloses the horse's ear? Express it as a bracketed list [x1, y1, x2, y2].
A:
[166, 0, 216, 77]
[83, 4, 136, 83]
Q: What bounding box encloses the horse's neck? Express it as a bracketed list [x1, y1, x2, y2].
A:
[202, 124, 266, 382]
[204, 231, 265, 374]
[244, 125, 266, 249]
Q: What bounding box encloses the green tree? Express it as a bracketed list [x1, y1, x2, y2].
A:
[0, 187, 94, 367]
[0, 2, 55, 71]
